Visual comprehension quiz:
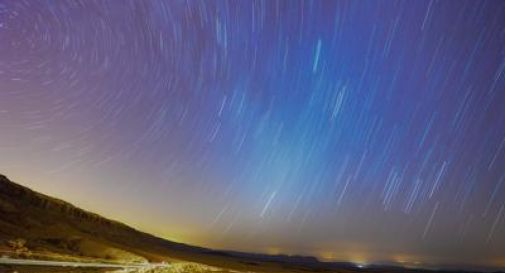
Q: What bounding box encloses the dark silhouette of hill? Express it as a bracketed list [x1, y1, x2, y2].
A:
[0, 174, 501, 273]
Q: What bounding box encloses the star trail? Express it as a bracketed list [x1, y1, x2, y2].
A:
[1, 0, 505, 269]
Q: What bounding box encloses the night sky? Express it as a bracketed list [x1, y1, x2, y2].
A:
[1, 0, 505, 269]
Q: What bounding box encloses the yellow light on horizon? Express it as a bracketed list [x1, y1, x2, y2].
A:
[319, 251, 335, 261]
[266, 247, 282, 255]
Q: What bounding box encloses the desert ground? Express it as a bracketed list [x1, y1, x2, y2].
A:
[0, 175, 498, 273]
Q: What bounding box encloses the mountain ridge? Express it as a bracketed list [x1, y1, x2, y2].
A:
[0, 174, 339, 272]
[1, 174, 501, 273]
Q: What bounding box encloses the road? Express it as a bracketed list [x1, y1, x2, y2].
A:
[0, 257, 169, 269]
[0, 257, 254, 273]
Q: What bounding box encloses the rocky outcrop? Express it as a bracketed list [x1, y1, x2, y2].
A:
[0, 174, 192, 262]
[0, 174, 127, 228]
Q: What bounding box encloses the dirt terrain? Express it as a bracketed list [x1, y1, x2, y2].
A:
[0, 174, 496, 273]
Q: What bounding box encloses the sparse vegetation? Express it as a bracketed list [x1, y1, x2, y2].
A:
[1, 175, 493, 273]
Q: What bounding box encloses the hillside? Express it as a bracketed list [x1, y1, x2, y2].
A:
[0, 174, 205, 263]
[0, 174, 492, 273]
[0, 174, 353, 272]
